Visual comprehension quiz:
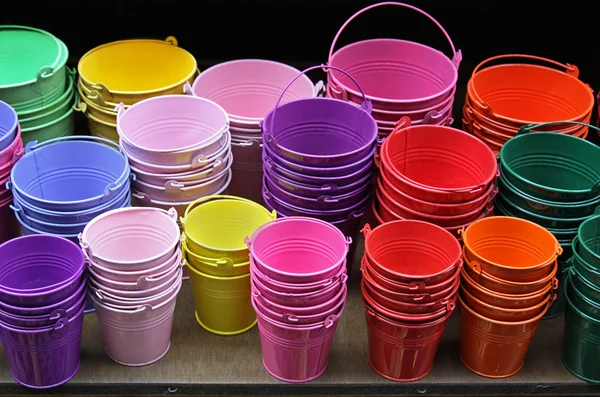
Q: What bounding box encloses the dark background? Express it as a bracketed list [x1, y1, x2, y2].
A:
[2, 0, 599, 129]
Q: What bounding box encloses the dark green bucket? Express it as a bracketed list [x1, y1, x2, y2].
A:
[572, 236, 600, 286]
[569, 267, 600, 306]
[500, 123, 600, 202]
[562, 273, 600, 383]
[577, 215, 600, 269]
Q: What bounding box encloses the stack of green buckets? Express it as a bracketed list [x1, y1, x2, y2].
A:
[562, 215, 600, 383]
[494, 121, 600, 319]
[0, 25, 76, 145]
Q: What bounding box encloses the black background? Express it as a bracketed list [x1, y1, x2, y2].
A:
[2, 0, 599, 130]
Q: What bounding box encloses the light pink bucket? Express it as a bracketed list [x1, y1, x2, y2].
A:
[327, 2, 461, 111]
[246, 216, 351, 284]
[90, 274, 182, 308]
[92, 278, 181, 366]
[252, 285, 347, 324]
[116, 95, 229, 166]
[185, 59, 320, 126]
[79, 207, 180, 271]
[88, 266, 182, 297]
[253, 297, 345, 383]
[250, 270, 346, 307]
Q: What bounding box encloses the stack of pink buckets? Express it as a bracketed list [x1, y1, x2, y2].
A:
[0, 101, 22, 244]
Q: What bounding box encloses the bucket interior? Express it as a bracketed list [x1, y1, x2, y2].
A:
[192, 60, 315, 119]
[0, 102, 17, 139]
[251, 218, 346, 275]
[84, 209, 179, 262]
[11, 140, 128, 202]
[384, 125, 496, 189]
[263, 98, 376, 157]
[472, 64, 593, 122]
[465, 217, 558, 268]
[365, 221, 459, 277]
[501, 133, 600, 192]
[329, 39, 457, 100]
[79, 41, 195, 92]
[119, 96, 228, 151]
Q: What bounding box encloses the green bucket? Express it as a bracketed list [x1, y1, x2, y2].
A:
[500, 122, 600, 202]
[498, 167, 600, 218]
[566, 270, 600, 320]
[569, 266, 600, 305]
[18, 71, 75, 129]
[572, 236, 600, 284]
[562, 273, 600, 383]
[20, 95, 76, 145]
[0, 26, 69, 109]
[577, 215, 600, 269]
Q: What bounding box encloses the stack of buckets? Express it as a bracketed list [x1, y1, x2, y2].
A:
[374, 122, 498, 237]
[80, 207, 183, 366]
[0, 235, 86, 389]
[0, 101, 23, 244]
[180, 195, 275, 335]
[494, 125, 600, 317]
[459, 216, 561, 378]
[261, 66, 377, 259]
[326, 2, 459, 145]
[563, 215, 600, 383]
[0, 26, 76, 145]
[184, 59, 321, 205]
[247, 216, 350, 383]
[360, 220, 461, 381]
[462, 54, 594, 153]
[8, 136, 132, 244]
[74, 37, 198, 143]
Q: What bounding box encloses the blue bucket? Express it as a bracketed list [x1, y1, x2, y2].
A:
[0, 100, 18, 152]
[8, 136, 130, 211]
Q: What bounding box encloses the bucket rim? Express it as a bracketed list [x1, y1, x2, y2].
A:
[457, 293, 549, 326]
[0, 302, 84, 334]
[564, 271, 600, 325]
[185, 261, 250, 281]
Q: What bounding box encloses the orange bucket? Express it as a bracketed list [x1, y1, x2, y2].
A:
[458, 294, 549, 378]
[460, 216, 562, 282]
[467, 54, 594, 127]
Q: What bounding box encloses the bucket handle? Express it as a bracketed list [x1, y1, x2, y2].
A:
[24, 135, 123, 156]
[360, 256, 429, 292]
[469, 54, 582, 116]
[263, 65, 372, 154]
[517, 120, 600, 136]
[181, 236, 236, 267]
[328, 2, 461, 69]
[181, 194, 276, 228]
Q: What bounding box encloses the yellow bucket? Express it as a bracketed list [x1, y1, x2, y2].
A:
[187, 262, 256, 335]
[182, 238, 249, 277]
[180, 195, 276, 263]
[75, 87, 118, 124]
[78, 37, 198, 105]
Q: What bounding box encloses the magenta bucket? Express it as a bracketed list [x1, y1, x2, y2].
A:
[0, 235, 85, 307]
[327, 2, 461, 111]
[0, 303, 84, 389]
[92, 278, 180, 366]
[253, 297, 345, 383]
[247, 216, 351, 283]
[261, 65, 377, 168]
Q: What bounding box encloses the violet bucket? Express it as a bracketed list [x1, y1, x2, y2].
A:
[0, 303, 84, 389]
[246, 216, 351, 284]
[327, 2, 461, 111]
[252, 295, 345, 383]
[0, 235, 85, 307]
[261, 65, 377, 168]
[91, 277, 181, 366]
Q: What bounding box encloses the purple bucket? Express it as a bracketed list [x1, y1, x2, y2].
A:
[0, 235, 85, 307]
[261, 65, 377, 168]
[0, 303, 84, 389]
[0, 278, 86, 316]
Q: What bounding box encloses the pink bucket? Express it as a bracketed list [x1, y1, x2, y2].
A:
[327, 2, 461, 111]
[251, 269, 346, 307]
[186, 59, 319, 126]
[0, 124, 23, 167]
[253, 297, 345, 383]
[115, 96, 229, 166]
[79, 207, 180, 271]
[90, 274, 181, 308]
[252, 283, 347, 323]
[247, 217, 351, 284]
[250, 256, 347, 294]
[88, 266, 182, 298]
[92, 278, 181, 366]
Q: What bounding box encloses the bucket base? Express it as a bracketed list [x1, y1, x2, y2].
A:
[262, 358, 328, 383]
[195, 311, 257, 336]
[368, 357, 432, 383]
[459, 353, 524, 379]
[106, 343, 171, 367]
[11, 360, 80, 389]
[561, 356, 600, 384]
